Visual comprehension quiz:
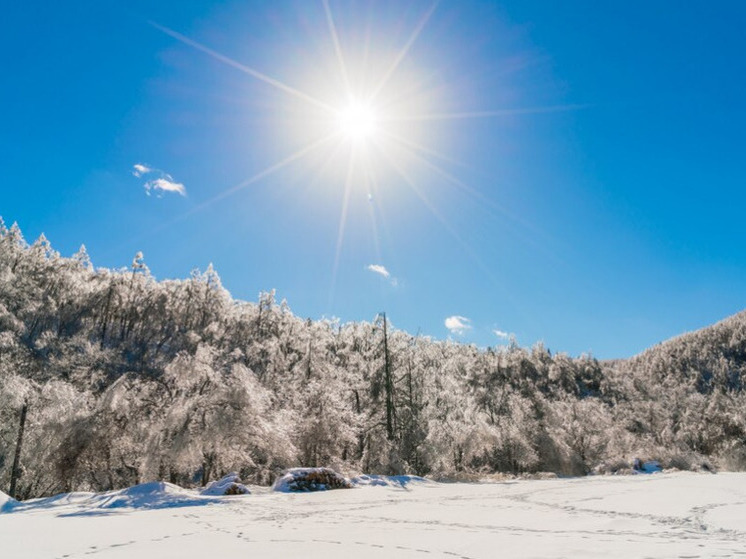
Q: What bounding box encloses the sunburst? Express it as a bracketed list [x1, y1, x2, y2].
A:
[150, 1, 580, 305]
[337, 102, 378, 142]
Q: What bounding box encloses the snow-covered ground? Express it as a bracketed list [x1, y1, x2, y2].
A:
[2, 472, 745, 558]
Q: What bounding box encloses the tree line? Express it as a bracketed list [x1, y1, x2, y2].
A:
[1, 219, 745, 499]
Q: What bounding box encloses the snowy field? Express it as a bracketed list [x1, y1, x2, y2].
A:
[2, 472, 746, 559]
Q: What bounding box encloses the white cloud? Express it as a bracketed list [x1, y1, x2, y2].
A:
[132, 163, 151, 178]
[493, 329, 510, 340]
[367, 264, 398, 286]
[367, 264, 390, 279]
[145, 178, 186, 197]
[445, 315, 471, 335]
[133, 163, 186, 197]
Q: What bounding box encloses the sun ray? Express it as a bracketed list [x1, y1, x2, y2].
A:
[387, 103, 590, 122]
[149, 21, 336, 113]
[372, 139, 461, 245]
[188, 133, 340, 215]
[329, 149, 357, 308]
[147, 4, 571, 323]
[379, 129, 465, 169]
[322, 0, 353, 101]
[298, 137, 349, 198]
[376, 141, 500, 285]
[382, 130, 493, 202]
[123, 133, 340, 253]
[360, 144, 383, 266]
[382, 130, 567, 264]
[367, 1, 439, 103]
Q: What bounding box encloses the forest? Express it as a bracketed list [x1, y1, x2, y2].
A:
[1, 218, 745, 499]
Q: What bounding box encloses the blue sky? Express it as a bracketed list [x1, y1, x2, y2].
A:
[2, 0, 745, 358]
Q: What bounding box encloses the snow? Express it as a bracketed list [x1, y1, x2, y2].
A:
[351, 474, 431, 487]
[200, 473, 250, 496]
[2, 473, 745, 558]
[272, 467, 352, 492]
[0, 489, 15, 509]
[2, 482, 223, 514]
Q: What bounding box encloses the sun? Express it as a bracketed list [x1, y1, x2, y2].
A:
[152, 2, 570, 304]
[336, 101, 378, 142]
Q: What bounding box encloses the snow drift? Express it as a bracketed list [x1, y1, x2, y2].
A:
[0, 489, 16, 511]
[2, 482, 222, 514]
[351, 474, 431, 488]
[200, 473, 251, 496]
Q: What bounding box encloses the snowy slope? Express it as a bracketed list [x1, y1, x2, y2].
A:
[0, 490, 14, 509]
[2, 482, 223, 514]
[1, 473, 745, 558]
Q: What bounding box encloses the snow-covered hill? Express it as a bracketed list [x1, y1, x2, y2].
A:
[1, 472, 744, 558]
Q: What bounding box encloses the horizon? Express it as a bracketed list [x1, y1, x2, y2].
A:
[2, 1, 745, 359]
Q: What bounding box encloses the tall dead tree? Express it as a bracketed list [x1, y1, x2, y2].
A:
[381, 313, 397, 440]
[9, 399, 28, 499]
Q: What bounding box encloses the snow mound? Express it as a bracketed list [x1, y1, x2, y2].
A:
[351, 474, 432, 488]
[92, 481, 217, 510]
[2, 482, 226, 515]
[29, 483, 217, 513]
[273, 468, 353, 492]
[11, 491, 98, 511]
[0, 490, 17, 512]
[200, 473, 250, 496]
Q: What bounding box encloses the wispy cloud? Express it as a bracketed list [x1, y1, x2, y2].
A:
[145, 178, 186, 197]
[493, 329, 510, 340]
[367, 264, 390, 278]
[133, 163, 186, 197]
[493, 329, 517, 345]
[367, 264, 398, 286]
[132, 163, 152, 178]
[445, 315, 471, 335]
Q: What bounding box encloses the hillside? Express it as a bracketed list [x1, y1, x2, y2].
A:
[603, 312, 746, 469]
[618, 310, 746, 393]
[1, 220, 745, 499]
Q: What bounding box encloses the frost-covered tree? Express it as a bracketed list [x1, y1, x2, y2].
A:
[2, 220, 746, 498]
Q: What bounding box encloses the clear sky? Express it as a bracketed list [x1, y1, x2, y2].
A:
[2, 0, 745, 359]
